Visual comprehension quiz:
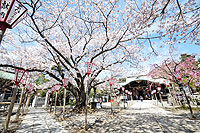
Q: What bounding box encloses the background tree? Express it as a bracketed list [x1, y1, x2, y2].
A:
[148, 54, 200, 118]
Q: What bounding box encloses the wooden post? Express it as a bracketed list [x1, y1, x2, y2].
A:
[85, 78, 89, 131]
[124, 93, 126, 109]
[155, 93, 158, 105]
[54, 91, 58, 115]
[15, 87, 24, 120]
[126, 94, 128, 106]
[159, 92, 164, 107]
[172, 84, 181, 106]
[21, 92, 28, 115]
[50, 94, 53, 112]
[110, 86, 113, 115]
[4, 85, 18, 133]
[25, 95, 31, 112]
[167, 87, 176, 110]
[62, 87, 66, 119]
[118, 96, 121, 112]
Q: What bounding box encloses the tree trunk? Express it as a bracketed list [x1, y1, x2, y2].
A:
[172, 84, 181, 106]
[21, 92, 28, 115]
[85, 79, 89, 131]
[159, 92, 164, 107]
[74, 90, 86, 111]
[180, 84, 195, 118]
[188, 84, 200, 112]
[155, 93, 158, 105]
[110, 86, 113, 115]
[119, 96, 121, 112]
[54, 91, 58, 115]
[50, 94, 53, 112]
[15, 87, 24, 120]
[62, 87, 66, 119]
[25, 95, 31, 113]
[123, 94, 126, 109]
[4, 85, 18, 133]
[167, 87, 175, 110]
[93, 87, 96, 102]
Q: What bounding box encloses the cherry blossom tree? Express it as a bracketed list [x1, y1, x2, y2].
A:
[149, 54, 200, 89]
[177, 56, 200, 90]
[148, 54, 200, 118]
[0, 0, 200, 110]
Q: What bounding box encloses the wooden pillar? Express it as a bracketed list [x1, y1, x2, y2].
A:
[15, 87, 24, 120]
[54, 91, 58, 114]
[62, 87, 66, 119]
[4, 85, 18, 132]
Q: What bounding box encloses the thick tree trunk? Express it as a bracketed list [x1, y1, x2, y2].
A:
[15, 87, 24, 120]
[74, 90, 86, 111]
[93, 87, 96, 102]
[4, 85, 18, 133]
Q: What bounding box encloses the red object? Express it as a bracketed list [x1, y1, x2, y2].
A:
[128, 91, 132, 95]
[51, 88, 55, 93]
[151, 90, 156, 94]
[0, 0, 28, 44]
[29, 91, 33, 96]
[109, 78, 114, 86]
[149, 82, 153, 91]
[26, 83, 30, 92]
[157, 87, 161, 92]
[122, 87, 125, 92]
[85, 62, 93, 76]
[21, 71, 29, 86]
[14, 69, 26, 86]
[174, 72, 181, 81]
[0, 0, 28, 28]
[55, 84, 61, 92]
[164, 80, 170, 87]
[26, 83, 33, 93]
[62, 78, 69, 87]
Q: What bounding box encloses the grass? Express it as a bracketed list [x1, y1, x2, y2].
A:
[175, 106, 200, 111]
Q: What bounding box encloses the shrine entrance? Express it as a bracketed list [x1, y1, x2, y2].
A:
[116, 76, 168, 100]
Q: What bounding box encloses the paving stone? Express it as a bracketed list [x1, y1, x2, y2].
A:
[16, 107, 67, 133]
[15, 101, 200, 133]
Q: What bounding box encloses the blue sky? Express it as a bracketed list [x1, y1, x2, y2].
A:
[136, 41, 200, 76]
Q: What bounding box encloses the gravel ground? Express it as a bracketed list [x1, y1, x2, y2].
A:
[2, 101, 200, 133]
[0, 104, 23, 133]
[56, 101, 200, 133]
